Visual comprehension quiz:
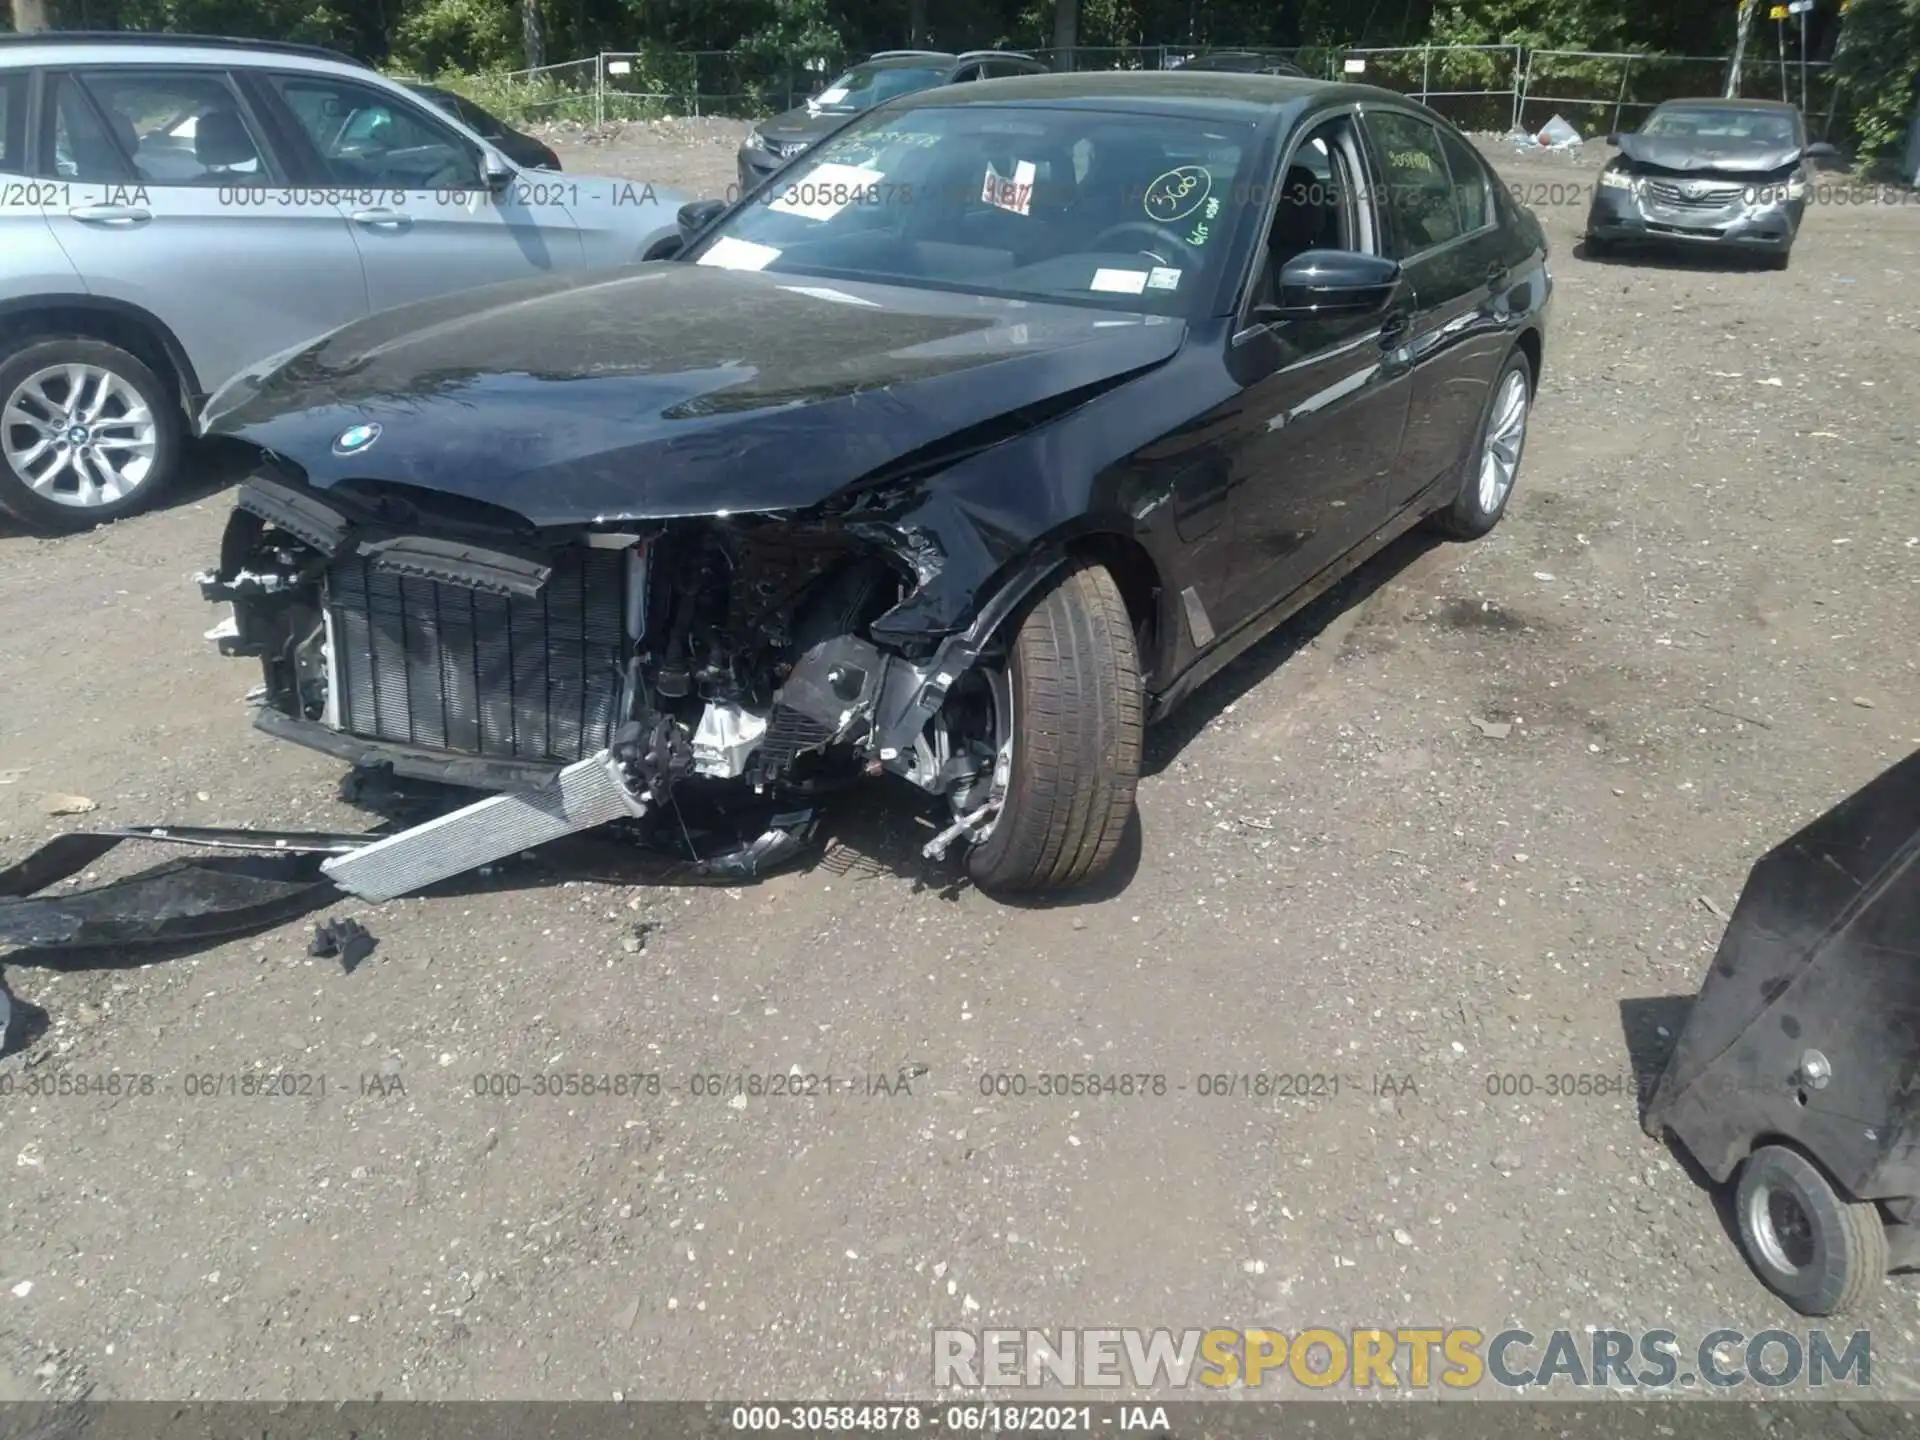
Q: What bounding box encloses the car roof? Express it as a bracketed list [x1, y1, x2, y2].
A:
[858, 50, 1043, 69]
[857, 52, 963, 68]
[0, 30, 370, 71]
[1183, 49, 1305, 65]
[1651, 96, 1801, 114]
[886, 69, 1403, 121]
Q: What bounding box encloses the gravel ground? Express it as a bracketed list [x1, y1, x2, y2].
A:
[1, 119, 1917, 1405]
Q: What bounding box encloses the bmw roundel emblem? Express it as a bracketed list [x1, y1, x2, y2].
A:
[332, 422, 382, 456]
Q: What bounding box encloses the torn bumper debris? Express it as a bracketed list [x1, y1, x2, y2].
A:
[0, 828, 362, 951]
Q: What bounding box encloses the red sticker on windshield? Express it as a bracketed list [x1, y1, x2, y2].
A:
[982, 160, 1036, 216]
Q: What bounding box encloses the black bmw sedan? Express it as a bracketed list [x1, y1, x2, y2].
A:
[197, 71, 1550, 901]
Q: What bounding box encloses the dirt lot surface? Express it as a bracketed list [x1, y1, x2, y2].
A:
[2, 118, 1918, 1406]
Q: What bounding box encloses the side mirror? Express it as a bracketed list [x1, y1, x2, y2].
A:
[1804, 141, 1840, 161]
[1254, 250, 1401, 323]
[479, 149, 513, 189]
[677, 198, 728, 244]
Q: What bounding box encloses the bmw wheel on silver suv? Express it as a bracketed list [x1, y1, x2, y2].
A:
[0, 31, 688, 533]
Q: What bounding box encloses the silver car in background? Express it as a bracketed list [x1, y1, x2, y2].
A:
[0, 32, 687, 531]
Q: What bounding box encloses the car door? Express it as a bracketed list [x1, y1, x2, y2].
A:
[35, 66, 369, 400]
[248, 70, 584, 314]
[1211, 112, 1413, 636]
[3, 70, 84, 303]
[1358, 108, 1511, 510]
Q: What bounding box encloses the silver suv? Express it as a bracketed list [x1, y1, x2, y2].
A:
[0, 32, 688, 532]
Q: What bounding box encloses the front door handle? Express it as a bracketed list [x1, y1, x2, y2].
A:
[350, 208, 411, 230]
[68, 204, 151, 226]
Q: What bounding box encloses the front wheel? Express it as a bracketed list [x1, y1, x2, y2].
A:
[1430, 348, 1533, 542]
[963, 559, 1143, 894]
[0, 337, 181, 532]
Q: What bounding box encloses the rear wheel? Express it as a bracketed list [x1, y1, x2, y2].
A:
[962, 559, 1143, 894]
[0, 337, 181, 532]
[1735, 1145, 1887, 1315]
[1430, 348, 1532, 542]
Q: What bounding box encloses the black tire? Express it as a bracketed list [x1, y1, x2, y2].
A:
[964, 559, 1143, 894]
[1430, 347, 1533, 542]
[1581, 234, 1611, 259]
[1765, 246, 1792, 271]
[1734, 1144, 1888, 1316]
[0, 337, 182, 533]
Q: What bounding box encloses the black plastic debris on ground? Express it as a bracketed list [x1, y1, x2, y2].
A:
[0, 838, 343, 952]
[309, 917, 377, 973]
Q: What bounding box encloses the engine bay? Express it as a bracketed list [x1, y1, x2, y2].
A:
[197, 472, 1015, 898]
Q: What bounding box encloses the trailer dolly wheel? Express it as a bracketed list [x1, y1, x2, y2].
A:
[1734, 1145, 1889, 1316]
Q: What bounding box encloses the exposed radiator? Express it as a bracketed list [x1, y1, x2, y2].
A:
[324, 547, 627, 764]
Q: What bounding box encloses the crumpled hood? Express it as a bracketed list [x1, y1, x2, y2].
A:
[204, 262, 1186, 527]
[1616, 132, 1803, 174]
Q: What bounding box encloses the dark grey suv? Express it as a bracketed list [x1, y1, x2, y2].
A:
[736, 50, 1048, 195]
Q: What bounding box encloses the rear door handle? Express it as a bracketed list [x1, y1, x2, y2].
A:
[1379, 309, 1412, 343]
[1485, 261, 1508, 285]
[68, 204, 151, 225]
[350, 208, 411, 230]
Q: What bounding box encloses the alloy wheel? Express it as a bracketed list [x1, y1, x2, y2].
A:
[2, 363, 160, 509]
[1477, 367, 1529, 514]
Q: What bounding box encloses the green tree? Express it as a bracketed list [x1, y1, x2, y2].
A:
[1831, 0, 1920, 163]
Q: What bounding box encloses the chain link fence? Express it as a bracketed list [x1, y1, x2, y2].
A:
[441, 42, 1856, 144]
[1518, 50, 1840, 139]
[1339, 45, 1524, 131]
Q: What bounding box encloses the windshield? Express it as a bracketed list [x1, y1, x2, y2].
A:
[809, 64, 949, 114]
[1641, 106, 1800, 149]
[692, 103, 1256, 316]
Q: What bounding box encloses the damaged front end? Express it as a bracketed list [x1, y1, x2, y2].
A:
[200, 470, 1031, 901]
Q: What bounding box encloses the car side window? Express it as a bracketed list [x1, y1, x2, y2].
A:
[67, 69, 268, 186]
[1261, 120, 1367, 277]
[270, 75, 475, 189]
[49, 74, 133, 183]
[449, 96, 507, 140]
[1436, 126, 1493, 234]
[0, 71, 26, 175]
[1364, 110, 1461, 259]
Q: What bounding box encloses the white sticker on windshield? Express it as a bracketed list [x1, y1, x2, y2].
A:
[698, 237, 782, 271]
[982, 160, 1037, 216]
[766, 162, 886, 221]
[1146, 266, 1183, 291]
[815, 86, 849, 104]
[1090, 268, 1149, 295]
